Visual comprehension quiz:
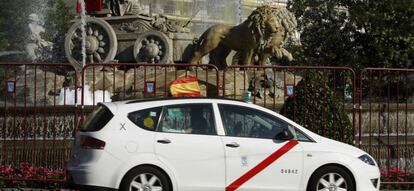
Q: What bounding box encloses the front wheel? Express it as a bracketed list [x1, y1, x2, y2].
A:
[307, 166, 355, 191]
[64, 17, 118, 71]
[120, 166, 171, 191]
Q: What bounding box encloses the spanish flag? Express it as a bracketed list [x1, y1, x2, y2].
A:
[170, 76, 201, 97]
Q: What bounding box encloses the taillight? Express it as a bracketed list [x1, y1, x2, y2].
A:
[80, 135, 106, 149]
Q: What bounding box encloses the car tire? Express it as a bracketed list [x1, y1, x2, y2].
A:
[307, 165, 355, 191]
[120, 166, 171, 191]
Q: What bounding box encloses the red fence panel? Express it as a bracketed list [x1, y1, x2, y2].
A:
[359, 68, 414, 188]
[80, 63, 219, 120]
[223, 65, 357, 144]
[81, 63, 219, 104]
[0, 62, 78, 183]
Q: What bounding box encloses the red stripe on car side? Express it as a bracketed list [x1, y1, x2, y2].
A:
[225, 140, 299, 191]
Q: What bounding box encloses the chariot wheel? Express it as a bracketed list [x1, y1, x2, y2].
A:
[64, 17, 118, 71]
[133, 31, 170, 64]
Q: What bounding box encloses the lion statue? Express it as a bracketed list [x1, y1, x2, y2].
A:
[256, 7, 298, 65]
[189, 5, 279, 69]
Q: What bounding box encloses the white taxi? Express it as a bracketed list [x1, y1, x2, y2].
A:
[68, 98, 380, 191]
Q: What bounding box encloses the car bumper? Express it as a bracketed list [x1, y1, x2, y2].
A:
[67, 177, 117, 191]
[350, 159, 381, 191]
[67, 150, 123, 189]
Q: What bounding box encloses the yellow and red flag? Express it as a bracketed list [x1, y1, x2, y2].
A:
[170, 76, 201, 97]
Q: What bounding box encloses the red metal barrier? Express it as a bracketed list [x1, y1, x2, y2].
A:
[0, 62, 77, 183]
[80, 63, 219, 120]
[223, 65, 357, 144]
[359, 68, 414, 187]
[80, 63, 220, 104]
[1, 62, 413, 189]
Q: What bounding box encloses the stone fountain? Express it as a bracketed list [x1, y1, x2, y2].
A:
[1, 2, 302, 106]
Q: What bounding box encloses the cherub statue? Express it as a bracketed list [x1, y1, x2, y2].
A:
[124, 0, 144, 15]
[25, 13, 53, 61]
[109, 0, 144, 16]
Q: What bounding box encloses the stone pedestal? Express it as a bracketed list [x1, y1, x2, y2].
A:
[8, 68, 69, 106]
[222, 69, 301, 105]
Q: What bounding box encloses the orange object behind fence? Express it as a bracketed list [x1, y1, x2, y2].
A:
[170, 76, 201, 97]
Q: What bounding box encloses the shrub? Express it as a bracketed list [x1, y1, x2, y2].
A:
[281, 71, 354, 144]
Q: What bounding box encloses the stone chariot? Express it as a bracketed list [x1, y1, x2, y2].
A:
[64, 0, 195, 71]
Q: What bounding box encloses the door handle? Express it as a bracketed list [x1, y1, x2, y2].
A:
[226, 142, 240, 148]
[157, 139, 171, 144]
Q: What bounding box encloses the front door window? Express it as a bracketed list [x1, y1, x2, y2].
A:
[218, 104, 288, 139]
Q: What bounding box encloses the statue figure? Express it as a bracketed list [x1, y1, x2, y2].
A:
[109, 0, 144, 16]
[25, 13, 53, 61]
[189, 5, 279, 69]
[124, 0, 144, 15]
[152, 15, 191, 33]
[190, 6, 298, 69]
[256, 7, 297, 65]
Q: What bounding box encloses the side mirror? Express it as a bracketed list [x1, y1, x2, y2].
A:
[274, 128, 294, 141]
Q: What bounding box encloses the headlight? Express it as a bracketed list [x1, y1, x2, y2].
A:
[358, 154, 376, 166]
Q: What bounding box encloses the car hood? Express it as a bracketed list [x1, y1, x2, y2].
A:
[319, 137, 366, 157]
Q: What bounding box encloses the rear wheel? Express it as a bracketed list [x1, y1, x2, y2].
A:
[120, 166, 171, 191]
[308, 165, 355, 191]
[133, 30, 170, 64]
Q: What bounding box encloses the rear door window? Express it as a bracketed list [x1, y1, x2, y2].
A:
[80, 104, 114, 132]
[158, 104, 216, 135]
[128, 107, 162, 131]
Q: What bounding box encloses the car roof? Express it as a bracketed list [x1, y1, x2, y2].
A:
[99, 97, 245, 112]
[100, 97, 247, 114]
[124, 97, 245, 105]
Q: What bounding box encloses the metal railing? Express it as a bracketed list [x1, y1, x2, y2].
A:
[0, 62, 78, 182]
[0, 62, 413, 189]
[223, 65, 357, 144]
[359, 68, 414, 188]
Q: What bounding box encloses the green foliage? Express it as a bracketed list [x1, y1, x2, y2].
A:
[349, 0, 414, 68]
[0, 0, 31, 50]
[287, 0, 414, 69]
[0, 0, 75, 60]
[0, 67, 7, 93]
[288, 0, 357, 67]
[44, 0, 75, 41]
[45, 0, 76, 61]
[283, 1, 413, 141]
[281, 71, 354, 144]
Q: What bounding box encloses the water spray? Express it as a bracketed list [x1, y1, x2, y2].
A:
[236, 0, 243, 24]
[79, 0, 87, 67]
